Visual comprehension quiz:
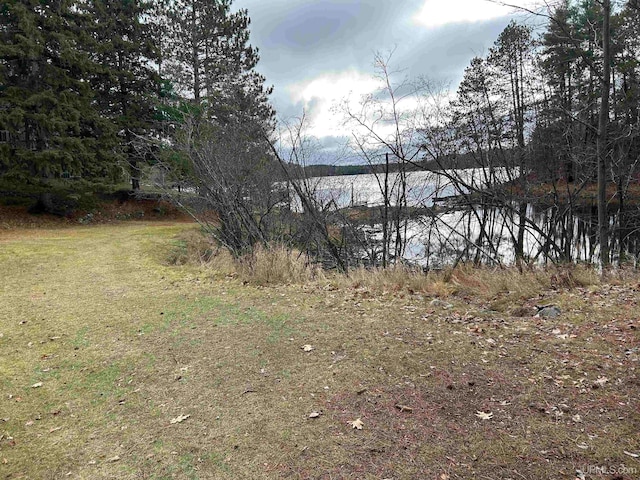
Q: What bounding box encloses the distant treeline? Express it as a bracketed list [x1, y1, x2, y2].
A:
[285, 152, 493, 178]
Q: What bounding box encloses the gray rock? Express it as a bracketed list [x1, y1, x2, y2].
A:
[430, 298, 453, 309]
[535, 305, 561, 318]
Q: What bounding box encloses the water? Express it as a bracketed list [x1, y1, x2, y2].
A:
[287, 169, 639, 267]
[295, 168, 515, 210]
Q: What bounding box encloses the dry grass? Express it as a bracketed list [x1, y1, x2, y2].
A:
[236, 245, 321, 286]
[1, 222, 639, 480]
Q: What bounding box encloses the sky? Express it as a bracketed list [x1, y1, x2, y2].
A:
[232, 0, 542, 164]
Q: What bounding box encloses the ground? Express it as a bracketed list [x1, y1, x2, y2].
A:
[0, 220, 639, 479]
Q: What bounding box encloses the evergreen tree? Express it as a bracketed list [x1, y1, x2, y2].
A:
[85, 0, 160, 190]
[538, 1, 580, 182]
[165, 0, 273, 125]
[0, 0, 113, 182]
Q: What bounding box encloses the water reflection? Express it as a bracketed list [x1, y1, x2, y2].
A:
[290, 170, 640, 268]
[388, 205, 640, 268]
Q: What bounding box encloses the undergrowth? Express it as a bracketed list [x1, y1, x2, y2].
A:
[175, 228, 604, 301]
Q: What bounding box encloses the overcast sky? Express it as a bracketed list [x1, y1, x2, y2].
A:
[233, 0, 539, 163]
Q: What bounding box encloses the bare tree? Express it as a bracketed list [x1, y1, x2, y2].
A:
[339, 51, 433, 266]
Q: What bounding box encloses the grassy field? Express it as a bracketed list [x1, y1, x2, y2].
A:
[1, 222, 639, 479]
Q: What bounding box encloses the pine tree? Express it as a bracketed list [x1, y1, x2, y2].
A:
[487, 22, 538, 265]
[0, 0, 112, 182]
[85, 0, 160, 190]
[165, 0, 273, 125]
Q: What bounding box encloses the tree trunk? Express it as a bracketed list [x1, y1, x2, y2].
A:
[597, 0, 611, 268]
[381, 152, 390, 268]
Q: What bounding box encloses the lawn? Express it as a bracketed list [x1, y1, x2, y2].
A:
[0, 222, 639, 479]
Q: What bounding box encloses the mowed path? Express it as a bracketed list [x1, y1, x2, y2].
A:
[0, 223, 354, 479]
[0, 223, 211, 478]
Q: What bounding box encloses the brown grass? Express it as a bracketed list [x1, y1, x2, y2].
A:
[1, 222, 639, 480]
[236, 244, 321, 285]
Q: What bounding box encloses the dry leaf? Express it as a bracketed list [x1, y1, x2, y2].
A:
[107, 456, 120, 462]
[170, 414, 191, 424]
[349, 418, 364, 430]
[475, 411, 493, 420]
[440, 474, 451, 480]
[31, 382, 43, 388]
[624, 450, 639, 458]
[301, 344, 314, 352]
[593, 377, 609, 387]
[308, 411, 322, 418]
[49, 426, 62, 433]
[395, 404, 413, 413]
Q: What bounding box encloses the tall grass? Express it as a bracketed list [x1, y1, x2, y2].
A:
[236, 245, 319, 285]
[173, 229, 602, 298]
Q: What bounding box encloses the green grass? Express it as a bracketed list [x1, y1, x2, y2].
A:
[1, 222, 639, 479]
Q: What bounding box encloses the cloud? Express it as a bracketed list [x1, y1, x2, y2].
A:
[234, 0, 540, 163]
[286, 70, 383, 139]
[413, 0, 535, 27]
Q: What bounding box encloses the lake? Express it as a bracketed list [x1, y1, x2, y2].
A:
[286, 168, 637, 267]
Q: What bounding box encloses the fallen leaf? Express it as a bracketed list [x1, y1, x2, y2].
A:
[49, 426, 62, 433]
[301, 344, 314, 352]
[170, 414, 190, 424]
[572, 414, 583, 423]
[31, 382, 43, 388]
[395, 404, 413, 413]
[623, 450, 639, 458]
[107, 456, 120, 462]
[475, 411, 493, 420]
[308, 411, 322, 418]
[592, 377, 609, 388]
[348, 418, 364, 430]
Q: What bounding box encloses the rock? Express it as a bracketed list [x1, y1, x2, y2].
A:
[535, 305, 561, 318]
[430, 298, 453, 309]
